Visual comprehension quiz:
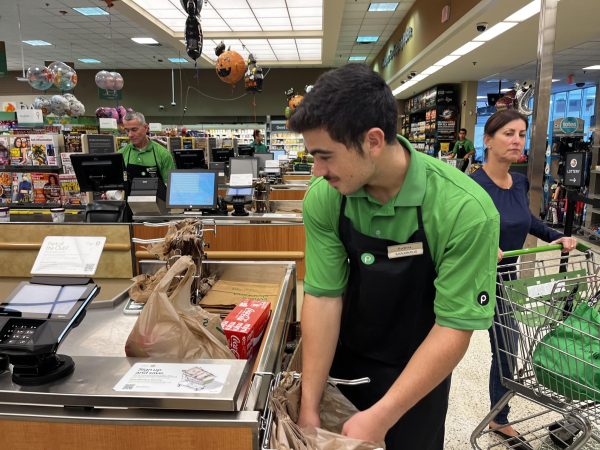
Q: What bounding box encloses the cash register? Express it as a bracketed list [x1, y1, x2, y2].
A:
[0, 278, 99, 385]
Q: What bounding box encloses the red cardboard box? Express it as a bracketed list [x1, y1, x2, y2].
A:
[221, 299, 271, 359]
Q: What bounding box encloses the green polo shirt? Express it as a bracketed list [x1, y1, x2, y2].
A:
[303, 135, 500, 330]
[452, 139, 475, 157]
[251, 141, 268, 154]
[119, 140, 175, 184]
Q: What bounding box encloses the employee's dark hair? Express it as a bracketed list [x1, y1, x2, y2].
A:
[253, 129, 261, 139]
[459, 128, 468, 133]
[288, 63, 398, 153]
[484, 109, 528, 159]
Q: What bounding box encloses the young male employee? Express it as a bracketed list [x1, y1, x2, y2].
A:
[250, 129, 268, 153]
[120, 111, 175, 184]
[289, 64, 500, 449]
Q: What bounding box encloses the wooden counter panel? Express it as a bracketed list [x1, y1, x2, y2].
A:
[269, 189, 306, 201]
[132, 224, 305, 279]
[0, 420, 253, 450]
[0, 224, 133, 279]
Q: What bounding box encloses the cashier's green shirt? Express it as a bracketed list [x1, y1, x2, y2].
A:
[251, 141, 268, 154]
[119, 140, 175, 184]
[303, 135, 500, 331]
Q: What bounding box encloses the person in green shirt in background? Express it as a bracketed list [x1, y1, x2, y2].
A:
[250, 129, 268, 154]
[120, 111, 175, 184]
[451, 128, 475, 172]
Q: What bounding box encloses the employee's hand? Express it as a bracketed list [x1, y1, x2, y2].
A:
[498, 248, 503, 262]
[297, 404, 321, 429]
[551, 236, 577, 253]
[342, 409, 388, 443]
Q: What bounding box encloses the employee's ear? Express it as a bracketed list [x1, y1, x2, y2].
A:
[365, 128, 385, 157]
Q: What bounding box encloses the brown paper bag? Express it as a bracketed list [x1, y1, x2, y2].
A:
[269, 372, 385, 450]
[125, 256, 233, 360]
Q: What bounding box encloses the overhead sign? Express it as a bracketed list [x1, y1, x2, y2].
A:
[383, 26, 413, 68]
[553, 117, 584, 136]
[564, 152, 584, 188]
[149, 123, 162, 132]
[98, 88, 122, 100]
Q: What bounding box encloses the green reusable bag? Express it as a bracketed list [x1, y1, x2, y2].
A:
[532, 302, 600, 402]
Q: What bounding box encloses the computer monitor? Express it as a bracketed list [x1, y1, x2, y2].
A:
[237, 145, 254, 157]
[166, 169, 218, 210]
[255, 152, 274, 171]
[211, 147, 235, 163]
[70, 153, 126, 192]
[173, 149, 207, 170]
[271, 150, 286, 161]
[229, 157, 258, 178]
[487, 93, 502, 107]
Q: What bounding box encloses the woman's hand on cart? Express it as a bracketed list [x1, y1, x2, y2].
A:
[498, 248, 503, 262]
[551, 236, 577, 253]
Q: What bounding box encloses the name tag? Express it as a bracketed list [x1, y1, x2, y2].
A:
[388, 242, 424, 259]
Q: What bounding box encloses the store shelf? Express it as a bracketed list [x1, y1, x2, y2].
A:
[0, 165, 61, 172]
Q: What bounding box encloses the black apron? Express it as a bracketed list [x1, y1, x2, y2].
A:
[331, 196, 451, 450]
[126, 146, 161, 182]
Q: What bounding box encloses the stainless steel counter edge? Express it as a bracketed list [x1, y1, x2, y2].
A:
[0, 403, 260, 427]
[243, 264, 296, 413]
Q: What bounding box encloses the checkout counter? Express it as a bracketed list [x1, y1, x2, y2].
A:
[0, 228, 297, 449]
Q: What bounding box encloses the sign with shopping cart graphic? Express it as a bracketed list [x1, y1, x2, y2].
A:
[113, 362, 231, 394]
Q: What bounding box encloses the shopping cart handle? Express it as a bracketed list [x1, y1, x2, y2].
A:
[502, 242, 591, 258]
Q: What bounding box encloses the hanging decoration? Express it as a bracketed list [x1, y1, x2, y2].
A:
[32, 94, 85, 117]
[182, 0, 203, 62]
[215, 42, 246, 86]
[244, 53, 264, 93]
[26, 66, 54, 91]
[515, 81, 535, 116]
[32, 96, 51, 115]
[48, 61, 78, 91]
[284, 88, 304, 127]
[94, 70, 124, 91]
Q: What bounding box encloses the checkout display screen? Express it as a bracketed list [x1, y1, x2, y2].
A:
[0, 284, 89, 319]
[226, 188, 253, 197]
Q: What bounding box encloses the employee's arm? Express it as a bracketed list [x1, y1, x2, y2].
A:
[342, 324, 472, 441]
[297, 293, 343, 428]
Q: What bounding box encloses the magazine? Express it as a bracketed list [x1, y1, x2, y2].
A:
[12, 172, 33, 204]
[59, 173, 86, 206]
[10, 135, 29, 166]
[0, 172, 11, 204]
[0, 136, 10, 166]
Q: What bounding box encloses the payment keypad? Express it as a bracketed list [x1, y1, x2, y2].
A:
[0, 322, 38, 345]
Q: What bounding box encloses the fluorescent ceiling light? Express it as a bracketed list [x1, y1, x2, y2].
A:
[131, 37, 159, 44]
[368, 3, 399, 12]
[433, 55, 460, 66]
[78, 58, 101, 63]
[356, 36, 379, 43]
[583, 65, 600, 70]
[22, 40, 51, 46]
[348, 56, 367, 61]
[552, 79, 560, 82]
[421, 65, 443, 75]
[168, 58, 188, 63]
[411, 74, 428, 82]
[450, 41, 484, 56]
[504, 0, 540, 22]
[473, 22, 518, 42]
[486, 79, 509, 83]
[477, 96, 487, 99]
[73, 7, 109, 16]
[501, 88, 512, 92]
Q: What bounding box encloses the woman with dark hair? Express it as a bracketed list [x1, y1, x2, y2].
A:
[471, 109, 576, 449]
[43, 174, 62, 203]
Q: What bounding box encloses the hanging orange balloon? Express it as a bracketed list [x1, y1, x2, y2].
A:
[288, 95, 304, 111]
[214, 42, 246, 85]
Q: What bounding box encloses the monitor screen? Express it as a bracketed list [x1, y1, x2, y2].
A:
[211, 147, 235, 163]
[166, 169, 218, 209]
[173, 149, 206, 170]
[237, 145, 254, 157]
[70, 153, 126, 192]
[226, 187, 253, 197]
[0, 282, 96, 320]
[229, 157, 258, 178]
[254, 152, 274, 171]
[271, 150, 286, 161]
[487, 93, 502, 107]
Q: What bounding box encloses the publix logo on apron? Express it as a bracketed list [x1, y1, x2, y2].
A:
[360, 253, 375, 265]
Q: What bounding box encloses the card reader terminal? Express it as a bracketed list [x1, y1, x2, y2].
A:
[0, 277, 99, 385]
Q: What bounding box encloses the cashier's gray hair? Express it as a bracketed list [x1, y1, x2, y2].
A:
[124, 111, 146, 125]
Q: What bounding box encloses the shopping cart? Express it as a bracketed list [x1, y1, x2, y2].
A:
[471, 243, 600, 450]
